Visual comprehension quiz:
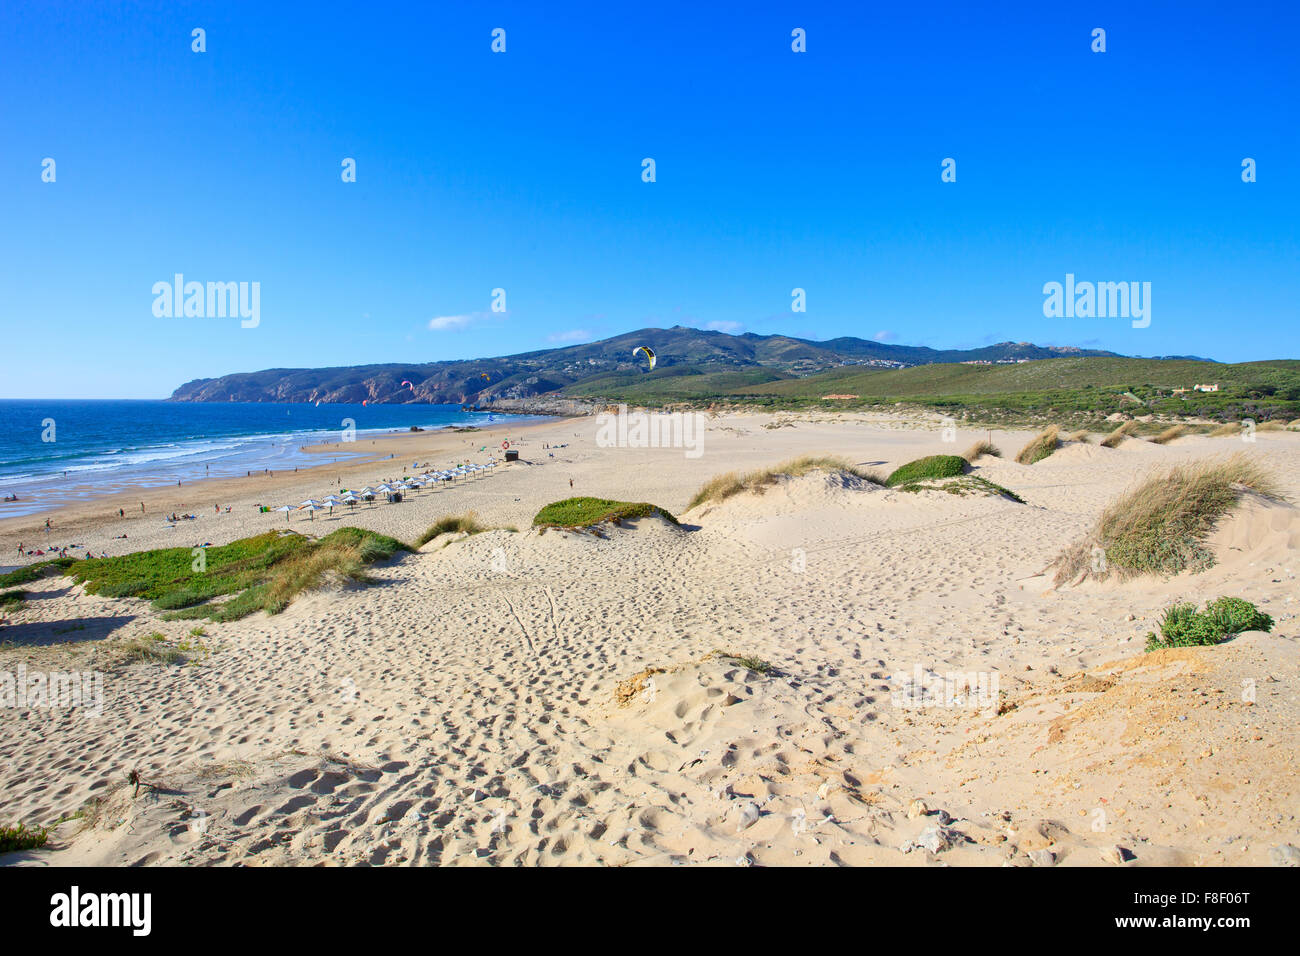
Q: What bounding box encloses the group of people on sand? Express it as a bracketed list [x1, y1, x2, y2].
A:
[16, 542, 104, 559]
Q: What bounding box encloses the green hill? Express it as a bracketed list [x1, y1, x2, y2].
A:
[563, 357, 1300, 422]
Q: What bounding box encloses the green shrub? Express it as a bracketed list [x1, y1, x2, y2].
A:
[1144, 597, 1273, 651]
[0, 822, 49, 852]
[0, 558, 76, 589]
[533, 497, 679, 529]
[884, 455, 968, 487]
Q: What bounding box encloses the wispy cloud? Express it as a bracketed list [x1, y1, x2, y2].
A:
[547, 328, 593, 343]
[428, 311, 492, 332]
[873, 330, 897, 342]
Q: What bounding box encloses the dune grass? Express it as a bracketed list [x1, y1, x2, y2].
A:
[0, 589, 25, 608]
[962, 439, 1001, 461]
[68, 528, 409, 622]
[688, 455, 882, 510]
[1063, 429, 1092, 443]
[884, 454, 968, 488]
[415, 513, 488, 547]
[1149, 424, 1190, 445]
[1099, 420, 1141, 448]
[1015, 426, 1060, 464]
[1257, 420, 1287, 432]
[1052, 454, 1282, 585]
[1144, 597, 1273, 651]
[1209, 422, 1243, 437]
[533, 497, 679, 529]
[117, 631, 189, 664]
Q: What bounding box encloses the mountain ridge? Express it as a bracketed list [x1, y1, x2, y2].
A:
[169, 326, 1134, 405]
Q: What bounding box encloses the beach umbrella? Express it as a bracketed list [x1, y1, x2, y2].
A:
[298, 503, 325, 520]
[274, 505, 294, 522]
[299, 499, 323, 508]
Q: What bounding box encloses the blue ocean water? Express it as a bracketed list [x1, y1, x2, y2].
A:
[0, 400, 530, 516]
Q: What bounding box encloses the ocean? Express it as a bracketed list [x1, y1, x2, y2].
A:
[0, 400, 534, 518]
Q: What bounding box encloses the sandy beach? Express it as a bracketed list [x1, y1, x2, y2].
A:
[1, 410, 1297, 867]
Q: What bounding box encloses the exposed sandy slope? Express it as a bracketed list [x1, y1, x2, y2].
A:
[1, 415, 1297, 866]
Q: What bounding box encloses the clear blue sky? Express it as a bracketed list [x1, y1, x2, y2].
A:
[2, 0, 1296, 398]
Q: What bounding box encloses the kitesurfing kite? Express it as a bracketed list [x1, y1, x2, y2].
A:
[401, 380, 415, 392]
[633, 345, 656, 371]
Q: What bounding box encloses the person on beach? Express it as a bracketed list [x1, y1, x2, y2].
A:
[569, 478, 574, 488]
[141, 502, 145, 513]
[119, 508, 124, 518]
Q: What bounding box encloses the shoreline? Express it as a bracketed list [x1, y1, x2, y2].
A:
[0, 416, 573, 556]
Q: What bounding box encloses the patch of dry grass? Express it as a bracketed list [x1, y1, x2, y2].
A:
[1063, 430, 1092, 443]
[1051, 454, 1283, 586]
[1149, 424, 1190, 445]
[1100, 421, 1140, 448]
[415, 512, 489, 547]
[1209, 422, 1243, 437]
[1257, 420, 1287, 432]
[962, 439, 1002, 462]
[1015, 426, 1060, 465]
[688, 455, 883, 510]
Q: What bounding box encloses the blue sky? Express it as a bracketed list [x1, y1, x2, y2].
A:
[1, 0, 1296, 398]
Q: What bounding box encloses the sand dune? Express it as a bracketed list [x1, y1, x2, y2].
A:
[1, 413, 1297, 866]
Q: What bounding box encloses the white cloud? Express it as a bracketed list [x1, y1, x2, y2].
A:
[428, 312, 487, 332]
[705, 320, 744, 333]
[547, 329, 593, 343]
[873, 330, 897, 342]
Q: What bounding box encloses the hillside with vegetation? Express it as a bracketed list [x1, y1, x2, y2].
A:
[581, 357, 1300, 423]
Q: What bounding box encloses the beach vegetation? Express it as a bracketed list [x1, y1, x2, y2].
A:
[1149, 424, 1189, 444]
[884, 454, 968, 487]
[69, 528, 410, 622]
[962, 440, 1001, 461]
[1052, 454, 1282, 585]
[892, 474, 1024, 502]
[0, 821, 50, 853]
[0, 558, 76, 589]
[716, 652, 774, 675]
[533, 497, 679, 529]
[413, 512, 517, 547]
[1099, 421, 1141, 448]
[1015, 426, 1060, 464]
[688, 455, 883, 510]
[1143, 597, 1273, 651]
